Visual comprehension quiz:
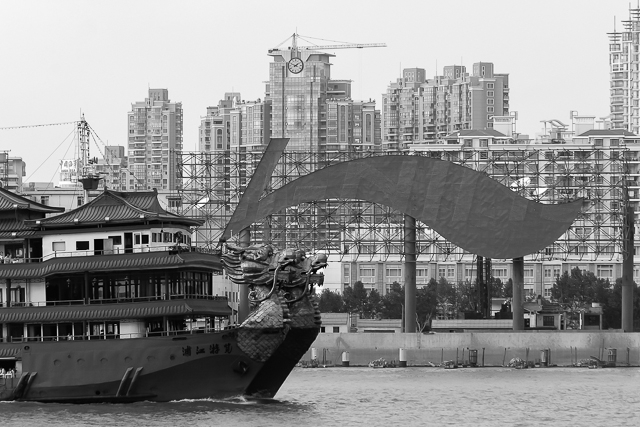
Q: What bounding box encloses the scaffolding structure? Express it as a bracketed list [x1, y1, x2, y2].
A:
[171, 146, 631, 263]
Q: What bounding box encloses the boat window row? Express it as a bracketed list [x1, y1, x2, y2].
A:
[1, 271, 216, 307]
[0, 316, 230, 343]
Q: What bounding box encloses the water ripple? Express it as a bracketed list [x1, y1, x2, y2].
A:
[0, 367, 638, 426]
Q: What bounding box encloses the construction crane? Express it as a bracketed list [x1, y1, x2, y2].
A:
[268, 33, 386, 54]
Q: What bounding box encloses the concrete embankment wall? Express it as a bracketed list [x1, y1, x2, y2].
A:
[307, 332, 640, 366]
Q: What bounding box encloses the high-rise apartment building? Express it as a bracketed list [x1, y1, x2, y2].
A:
[237, 99, 271, 151]
[609, 6, 640, 133]
[127, 89, 183, 191]
[94, 146, 128, 191]
[382, 63, 509, 151]
[266, 46, 381, 152]
[198, 94, 271, 153]
[0, 154, 26, 193]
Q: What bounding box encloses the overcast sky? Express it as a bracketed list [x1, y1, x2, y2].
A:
[0, 0, 632, 183]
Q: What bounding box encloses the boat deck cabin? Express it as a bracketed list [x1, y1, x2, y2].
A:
[0, 188, 229, 343]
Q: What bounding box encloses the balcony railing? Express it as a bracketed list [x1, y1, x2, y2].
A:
[37, 245, 220, 262]
[1, 294, 226, 308]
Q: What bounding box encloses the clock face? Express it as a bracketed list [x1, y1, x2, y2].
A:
[287, 57, 304, 74]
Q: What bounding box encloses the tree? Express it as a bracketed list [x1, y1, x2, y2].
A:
[415, 279, 438, 331]
[552, 267, 608, 306]
[318, 288, 344, 313]
[436, 277, 457, 319]
[457, 280, 478, 314]
[490, 278, 511, 298]
[380, 281, 404, 319]
[365, 289, 382, 319]
[604, 279, 640, 330]
[343, 281, 369, 318]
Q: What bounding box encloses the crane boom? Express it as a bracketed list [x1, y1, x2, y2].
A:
[298, 42, 386, 50]
[269, 33, 386, 53]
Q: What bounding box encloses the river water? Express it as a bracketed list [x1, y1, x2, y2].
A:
[1, 367, 638, 426]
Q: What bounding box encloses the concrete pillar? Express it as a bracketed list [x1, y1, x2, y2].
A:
[404, 214, 416, 333]
[512, 257, 524, 330]
[622, 201, 634, 332]
[237, 227, 251, 324]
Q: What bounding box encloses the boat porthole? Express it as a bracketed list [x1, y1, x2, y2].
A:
[95, 390, 101, 396]
[170, 355, 175, 361]
[24, 346, 30, 351]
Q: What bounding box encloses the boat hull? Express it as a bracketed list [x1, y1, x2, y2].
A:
[1, 331, 269, 402]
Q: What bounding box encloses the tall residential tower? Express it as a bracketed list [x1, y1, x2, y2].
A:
[265, 34, 383, 153]
[127, 89, 183, 190]
[382, 63, 509, 150]
[609, 6, 640, 133]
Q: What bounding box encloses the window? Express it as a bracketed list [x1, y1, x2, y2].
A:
[332, 326, 340, 333]
[524, 268, 534, 284]
[359, 266, 376, 283]
[343, 264, 350, 285]
[487, 83, 494, 89]
[487, 99, 494, 105]
[492, 268, 508, 278]
[416, 268, 429, 284]
[76, 241, 89, 250]
[52, 241, 66, 252]
[386, 267, 402, 283]
[487, 91, 494, 97]
[77, 196, 84, 206]
[487, 106, 494, 113]
[597, 264, 613, 278]
[543, 316, 555, 327]
[142, 234, 149, 244]
[480, 139, 488, 148]
[109, 235, 122, 245]
[40, 196, 49, 206]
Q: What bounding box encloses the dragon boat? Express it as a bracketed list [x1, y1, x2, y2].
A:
[0, 187, 325, 402]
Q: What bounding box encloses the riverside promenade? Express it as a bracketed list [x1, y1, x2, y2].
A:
[307, 331, 640, 366]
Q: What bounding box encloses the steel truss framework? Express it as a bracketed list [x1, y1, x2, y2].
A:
[171, 147, 632, 263]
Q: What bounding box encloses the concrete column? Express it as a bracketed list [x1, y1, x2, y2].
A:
[237, 227, 251, 325]
[404, 214, 416, 333]
[622, 202, 634, 332]
[512, 257, 524, 331]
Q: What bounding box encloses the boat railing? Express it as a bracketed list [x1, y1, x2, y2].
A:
[39, 245, 221, 262]
[0, 246, 221, 264]
[166, 294, 226, 301]
[3, 299, 85, 308]
[1, 294, 226, 308]
[9, 327, 223, 343]
[88, 295, 163, 305]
